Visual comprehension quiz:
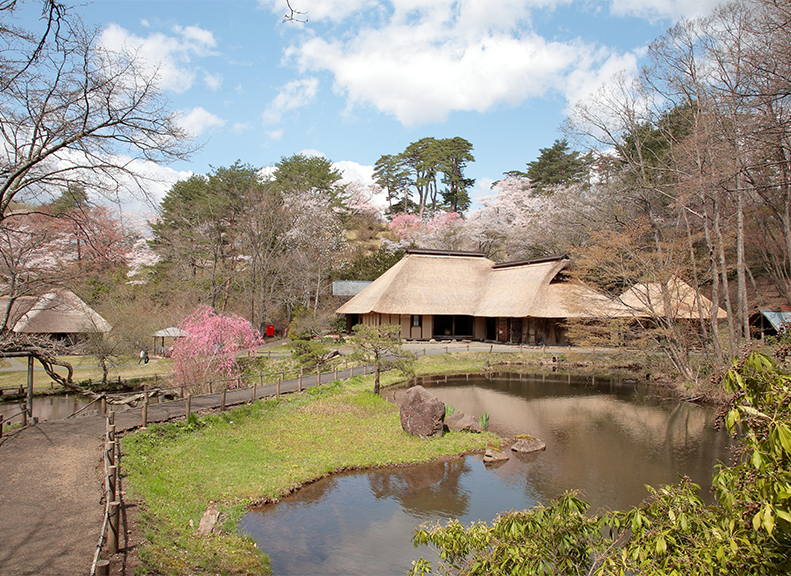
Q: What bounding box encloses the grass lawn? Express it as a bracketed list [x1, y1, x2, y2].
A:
[122, 359, 502, 576]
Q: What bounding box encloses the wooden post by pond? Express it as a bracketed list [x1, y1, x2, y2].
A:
[334, 366, 338, 380]
[186, 395, 192, 419]
[107, 501, 120, 554]
[142, 390, 148, 428]
[276, 376, 280, 397]
[252, 381, 257, 402]
[100, 396, 106, 415]
[0, 415, 4, 439]
[21, 401, 27, 427]
[221, 389, 227, 411]
[27, 355, 34, 421]
[298, 368, 303, 392]
[108, 410, 115, 426]
[316, 366, 321, 386]
[349, 365, 353, 378]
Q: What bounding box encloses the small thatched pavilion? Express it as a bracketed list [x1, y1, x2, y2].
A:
[336, 249, 630, 345]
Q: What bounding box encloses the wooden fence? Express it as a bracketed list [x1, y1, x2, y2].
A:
[90, 411, 120, 576]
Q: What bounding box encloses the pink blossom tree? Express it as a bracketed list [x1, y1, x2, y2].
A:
[170, 305, 264, 394]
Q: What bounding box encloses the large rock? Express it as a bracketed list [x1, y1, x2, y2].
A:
[445, 413, 482, 433]
[400, 385, 446, 438]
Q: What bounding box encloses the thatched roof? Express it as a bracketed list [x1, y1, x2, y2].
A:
[0, 289, 112, 335]
[337, 251, 630, 319]
[152, 327, 185, 338]
[619, 276, 727, 319]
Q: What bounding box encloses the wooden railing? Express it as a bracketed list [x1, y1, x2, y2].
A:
[90, 411, 120, 576]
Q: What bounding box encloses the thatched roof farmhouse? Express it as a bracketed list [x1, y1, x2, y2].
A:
[337, 249, 631, 345]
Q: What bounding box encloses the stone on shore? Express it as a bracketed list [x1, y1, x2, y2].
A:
[400, 385, 446, 438]
[483, 443, 509, 464]
[445, 413, 482, 433]
[511, 436, 546, 454]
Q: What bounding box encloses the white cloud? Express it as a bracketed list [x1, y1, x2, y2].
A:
[233, 122, 253, 134]
[262, 78, 319, 124]
[99, 23, 217, 93]
[266, 129, 284, 140]
[204, 71, 223, 91]
[177, 107, 226, 136]
[333, 160, 374, 185]
[299, 149, 326, 158]
[282, 2, 641, 126]
[609, 0, 724, 20]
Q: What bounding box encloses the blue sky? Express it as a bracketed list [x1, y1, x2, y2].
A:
[22, 0, 725, 212]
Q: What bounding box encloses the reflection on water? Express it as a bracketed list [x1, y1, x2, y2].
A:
[0, 394, 94, 423]
[240, 372, 732, 576]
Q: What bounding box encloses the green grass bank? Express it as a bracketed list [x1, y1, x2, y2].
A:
[122, 357, 501, 576]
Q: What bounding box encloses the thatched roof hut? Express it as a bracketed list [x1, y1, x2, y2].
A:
[0, 289, 112, 342]
[618, 276, 727, 320]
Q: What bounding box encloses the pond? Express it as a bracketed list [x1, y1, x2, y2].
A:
[240, 372, 733, 576]
[0, 393, 95, 423]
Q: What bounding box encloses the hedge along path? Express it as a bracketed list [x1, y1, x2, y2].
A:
[0, 363, 362, 576]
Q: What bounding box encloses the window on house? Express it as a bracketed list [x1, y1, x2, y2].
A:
[411, 315, 422, 327]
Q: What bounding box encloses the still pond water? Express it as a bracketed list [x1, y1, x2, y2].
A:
[240, 372, 733, 576]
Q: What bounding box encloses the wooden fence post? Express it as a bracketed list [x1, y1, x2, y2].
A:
[349, 365, 353, 378]
[298, 368, 303, 392]
[107, 441, 115, 466]
[108, 465, 117, 504]
[95, 559, 110, 576]
[221, 389, 227, 412]
[186, 395, 192, 419]
[0, 415, 3, 439]
[142, 391, 148, 428]
[276, 376, 280, 397]
[109, 410, 115, 426]
[107, 501, 120, 554]
[21, 401, 27, 427]
[316, 366, 321, 386]
[252, 381, 257, 402]
[100, 396, 106, 415]
[334, 366, 338, 380]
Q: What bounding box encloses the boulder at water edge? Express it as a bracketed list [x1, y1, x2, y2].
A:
[445, 413, 482, 433]
[400, 385, 446, 438]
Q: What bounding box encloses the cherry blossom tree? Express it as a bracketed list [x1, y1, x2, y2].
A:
[170, 304, 264, 394]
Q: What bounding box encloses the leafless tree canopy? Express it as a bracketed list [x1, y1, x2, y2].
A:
[0, 0, 194, 221]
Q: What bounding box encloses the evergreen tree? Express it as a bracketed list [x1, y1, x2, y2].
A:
[509, 139, 591, 194]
